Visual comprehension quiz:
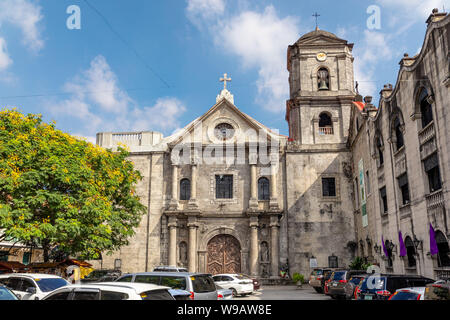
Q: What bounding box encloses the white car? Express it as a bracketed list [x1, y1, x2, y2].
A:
[212, 274, 253, 297]
[389, 287, 426, 300]
[0, 273, 70, 300]
[42, 282, 175, 300]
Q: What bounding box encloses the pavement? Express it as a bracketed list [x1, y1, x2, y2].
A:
[238, 285, 333, 300]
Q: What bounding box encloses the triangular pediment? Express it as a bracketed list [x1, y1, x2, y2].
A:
[166, 98, 286, 147]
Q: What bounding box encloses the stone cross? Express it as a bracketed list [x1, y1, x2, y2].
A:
[313, 12, 320, 30]
[220, 73, 232, 90]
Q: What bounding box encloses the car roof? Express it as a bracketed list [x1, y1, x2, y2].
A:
[395, 287, 426, 293]
[56, 282, 170, 294]
[214, 274, 239, 276]
[123, 272, 210, 277]
[0, 273, 64, 280]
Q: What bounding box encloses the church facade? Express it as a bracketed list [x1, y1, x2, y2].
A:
[93, 10, 449, 280]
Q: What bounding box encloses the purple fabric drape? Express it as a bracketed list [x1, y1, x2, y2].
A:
[382, 236, 388, 257]
[429, 223, 439, 255]
[398, 231, 407, 257]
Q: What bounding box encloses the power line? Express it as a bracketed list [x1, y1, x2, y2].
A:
[82, 0, 171, 89]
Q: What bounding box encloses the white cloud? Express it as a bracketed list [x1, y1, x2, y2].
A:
[376, 0, 448, 30]
[189, 4, 300, 112]
[186, 0, 225, 25]
[130, 98, 187, 132]
[0, 37, 12, 70]
[0, 0, 44, 51]
[47, 55, 186, 137]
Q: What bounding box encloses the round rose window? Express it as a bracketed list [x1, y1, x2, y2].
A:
[214, 123, 235, 140]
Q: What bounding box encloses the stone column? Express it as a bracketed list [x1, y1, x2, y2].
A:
[270, 215, 280, 278]
[188, 219, 198, 272]
[249, 153, 258, 208]
[249, 217, 259, 276]
[169, 165, 179, 210]
[191, 164, 197, 200]
[269, 153, 279, 210]
[168, 217, 177, 266]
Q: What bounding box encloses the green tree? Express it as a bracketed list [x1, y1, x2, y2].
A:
[0, 109, 146, 261]
[349, 257, 371, 271]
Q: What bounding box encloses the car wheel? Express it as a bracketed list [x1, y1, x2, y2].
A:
[231, 288, 238, 297]
[314, 287, 323, 293]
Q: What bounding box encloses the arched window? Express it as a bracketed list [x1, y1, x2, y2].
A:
[317, 68, 330, 90]
[319, 113, 333, 135]
[376, 135, 384, 166]
[385, 240, 393, 268]
[180, 179, 191, 200]
[404, 236, 416, 268]
[394, 117, 404, 151]
[419, 88, 433, 128]
[436, 231, 450, 267]
[258, 177, 270, 200]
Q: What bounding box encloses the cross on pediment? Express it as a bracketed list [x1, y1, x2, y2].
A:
[220, 73, 232, 90]
[313, 12, 320, 30]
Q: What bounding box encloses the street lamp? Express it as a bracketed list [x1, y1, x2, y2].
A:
[413, 235, 423, 251]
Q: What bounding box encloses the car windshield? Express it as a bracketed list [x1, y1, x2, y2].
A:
[85, 271, 108, 278]
[235, 276, 247, 280]
[350, 277, 363, 285]
[360, 276, 386, 291]
[141, 289, 174, 300]
[332, 271, 346, 280]
[35, 278, 69, 293]
[192, 276, 216, 293]
[312, 270, 324, 276]
[390, 291, 420, 300]
[0, 287, 18, 300]
[160, 276, 187, 290]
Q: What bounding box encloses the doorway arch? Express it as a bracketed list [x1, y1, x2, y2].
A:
[207, 234, 241, 275]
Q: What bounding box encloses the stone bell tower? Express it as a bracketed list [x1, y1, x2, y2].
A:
[286, 28, 356, 145]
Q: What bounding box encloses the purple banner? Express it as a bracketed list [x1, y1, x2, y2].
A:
[429, 223, 439, 255]
[398, 231, 407, 257]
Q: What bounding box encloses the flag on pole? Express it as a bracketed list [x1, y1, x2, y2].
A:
[429, 223, 439, 255]
[353, 101, 366, 111]
[398, 231, 407, 257]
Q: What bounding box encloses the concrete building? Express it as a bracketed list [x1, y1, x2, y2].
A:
[93, 9, 449, 280]
[348, 10, 450, 280]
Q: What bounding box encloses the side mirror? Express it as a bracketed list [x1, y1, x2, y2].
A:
[26, 287, 37, 294]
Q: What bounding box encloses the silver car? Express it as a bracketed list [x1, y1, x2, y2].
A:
[115, 272, 217, 300]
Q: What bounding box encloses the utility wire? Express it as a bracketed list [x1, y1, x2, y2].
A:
[82, 0, 171, 89]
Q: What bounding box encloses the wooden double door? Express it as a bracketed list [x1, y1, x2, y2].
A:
[207, 234, 241, 274]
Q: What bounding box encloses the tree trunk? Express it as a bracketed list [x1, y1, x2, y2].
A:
[43, 241, 50, 262]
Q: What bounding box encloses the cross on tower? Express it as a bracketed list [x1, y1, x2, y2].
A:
[220, 73, 232, 90]
[312, 12, 320, 30]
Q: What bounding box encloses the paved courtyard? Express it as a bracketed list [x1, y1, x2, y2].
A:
[238, 285, 333, 300]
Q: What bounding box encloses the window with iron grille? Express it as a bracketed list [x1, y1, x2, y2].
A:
[380, 187, 388, 213]
[258, 177, 270, 200]
[322, 177, 336, 197]
[216, 175, 233, 199]
[419, 88, 433, 128]
[180, 179, 191, 200]
[424, 153, 442, 193]
[397, 174, 410, 205]
[394, 117, 404, 150]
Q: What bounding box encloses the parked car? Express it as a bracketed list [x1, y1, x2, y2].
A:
[0, 273, 70, 300]
[237, 274, 260, 291]
[153, 266, 188, 272]
[358, 274, 435, 300]
[216, 284, 233, 300]
[42, 282, 174, 300]
[388, 287, 425, 300]
[169, 289, 192, 300]
[323, 271, 334, 297]
[212, 274, 253, 297]
[0, 285, 19, 300]
[309, 268, 335, 293]
[81, 269, 122, 283]
[344, 274, 367, 300]
[328, 270, 365, 299]
[424, 281, 450, 300]
[115, 272, 217, 300]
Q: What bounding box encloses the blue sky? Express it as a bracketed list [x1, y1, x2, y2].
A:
[0, 0, 448, 142]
